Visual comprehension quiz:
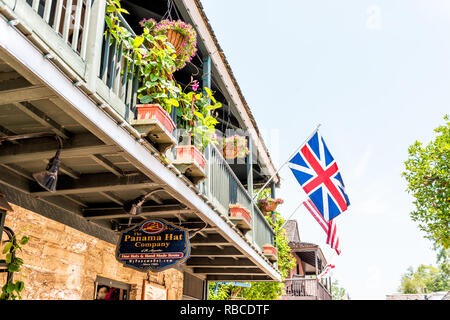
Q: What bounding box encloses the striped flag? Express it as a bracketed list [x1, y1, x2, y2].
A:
[317, 264, 335, 281]
[303, 199, 341, 255]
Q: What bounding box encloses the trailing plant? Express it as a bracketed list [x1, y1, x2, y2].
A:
[142, 19, 198, 70]
[177, 80, 222, 152]
[105, 0, 180, 112]
[0, 229, 30, 300]
[258, 198, 284, 213]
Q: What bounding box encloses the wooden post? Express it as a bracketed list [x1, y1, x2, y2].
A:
[270, 182, 276, 198]
[202, 56, 211, 93]
[314, 249, 319, 300]
[84, 0, 107, 93]
[247, 137, 255, 243]
[247, 137, 253, 197]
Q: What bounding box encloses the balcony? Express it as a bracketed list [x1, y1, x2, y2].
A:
[0, 0, 279, 279]
[282, 278, 332, 300]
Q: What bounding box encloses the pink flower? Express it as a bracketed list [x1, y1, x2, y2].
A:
[192, 80, 199, 92]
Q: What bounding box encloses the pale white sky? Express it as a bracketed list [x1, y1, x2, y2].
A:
[201, 0, 449, 299]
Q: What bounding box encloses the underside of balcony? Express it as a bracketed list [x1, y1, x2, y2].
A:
[0, 10, 281, 281]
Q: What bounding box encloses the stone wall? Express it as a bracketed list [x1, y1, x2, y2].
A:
[0, 204, 184, 300]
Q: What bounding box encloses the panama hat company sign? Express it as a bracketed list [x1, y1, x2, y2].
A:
[116, 218, 190, 272]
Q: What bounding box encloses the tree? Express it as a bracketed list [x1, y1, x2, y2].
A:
[402, 115, 450, 250]
[399, 261, 450, 294]
[331, 280, 347, 300]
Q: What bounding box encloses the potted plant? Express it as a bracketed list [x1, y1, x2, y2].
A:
[229, 204, 252, 233]
[229, 204, 251, 224]
[258, 198, 284, 213]
[140, 18, 197, 70]
[172, 80, 221, 183]
[262, 243, 278, 262]
[223, 135, 249, 160]
[129, 19, 182, 152]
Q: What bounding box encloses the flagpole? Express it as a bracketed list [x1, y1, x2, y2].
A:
[253, 124, 322, 201]
[279, 200, 306, 230]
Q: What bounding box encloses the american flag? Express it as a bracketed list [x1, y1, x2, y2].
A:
[288, 131, 350, 221]
[303, 199, 341, 255]
[317, 263, 336, 281]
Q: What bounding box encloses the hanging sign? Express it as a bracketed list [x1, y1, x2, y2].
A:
[116, 218, 190, 272]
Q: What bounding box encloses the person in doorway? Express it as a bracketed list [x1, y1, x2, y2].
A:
[96, 285, 109, 300]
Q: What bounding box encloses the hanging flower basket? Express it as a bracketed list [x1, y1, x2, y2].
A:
[223, 135, 249, 160]
[258, 198, 284, 213]
[141, 18, 197, 70]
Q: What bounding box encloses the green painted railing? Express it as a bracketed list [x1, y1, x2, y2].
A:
[202, 144, 275, 249]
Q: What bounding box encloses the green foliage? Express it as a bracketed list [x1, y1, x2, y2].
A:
[209, 189, 296, 300]
[105, 1, 221, 150]
[177, 84, 221, 152]
[331, 280, 347, 300]
[0, 232, 29, 300]
[402, 115, 450, 250]
[399, 259, 450, 294]
[105, 0, 180, 112]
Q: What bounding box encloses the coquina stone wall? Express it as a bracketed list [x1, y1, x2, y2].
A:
[0, 204, 184, 300]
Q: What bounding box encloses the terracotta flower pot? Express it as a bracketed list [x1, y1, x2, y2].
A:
[229, 205, 252, 224]
[136, 104, 176, 133]
[262, 244, 278, 257]
[175, 145, 206, 169]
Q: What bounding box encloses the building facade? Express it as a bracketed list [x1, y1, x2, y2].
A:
[0, 0, 281, 299]
[282, 220, 332, 300]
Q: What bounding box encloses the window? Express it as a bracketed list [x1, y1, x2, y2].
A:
[94, 276, 131, 300]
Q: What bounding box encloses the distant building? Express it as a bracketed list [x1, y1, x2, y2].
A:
[386, 291, 449, 300]
[281, 220, 332, 300]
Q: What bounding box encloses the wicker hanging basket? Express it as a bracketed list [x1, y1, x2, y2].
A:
[165, 29, 185, 54]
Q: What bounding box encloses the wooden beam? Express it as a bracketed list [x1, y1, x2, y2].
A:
[206, 275, 273, 282]
[0, 133, 119, 163]
[193, 268, 264, 275]
[91, 154, 124, 176]
[190, 246, 245, 257]
[13, 102, 70, 139]
[0, 86, 55, 104]
[190, 233, 231, 246]
[99, 191, 124, 206]
[0, 71, 21, 82]
[187, 257, 256, 268]
[31, 173, 158, 196]
[84, 205, 194, 220]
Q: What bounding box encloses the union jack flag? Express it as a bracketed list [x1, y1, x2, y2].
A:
[288, 131, 350, 221]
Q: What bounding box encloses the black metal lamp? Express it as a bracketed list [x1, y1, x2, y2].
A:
[33, 136, 63, 192]
[124, 195, 146, 215]
[123, 188, 165, 215]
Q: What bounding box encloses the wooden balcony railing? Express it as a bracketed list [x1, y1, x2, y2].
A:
[283, 278, 332, 300]
[201, 144, 275, 249]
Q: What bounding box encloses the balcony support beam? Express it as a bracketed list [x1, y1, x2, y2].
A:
[31, 173, 158, 196]
[187, 257, 255, 268]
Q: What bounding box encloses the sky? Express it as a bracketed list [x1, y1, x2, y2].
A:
[201, 0, 450, 299]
